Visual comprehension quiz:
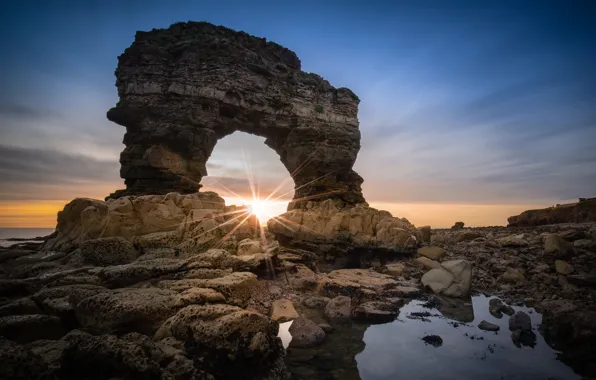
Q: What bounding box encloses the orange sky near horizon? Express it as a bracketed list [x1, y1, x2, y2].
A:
[0, 198, 544, 229]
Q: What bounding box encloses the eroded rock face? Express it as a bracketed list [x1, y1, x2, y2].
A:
[41, 192, 258, 255]
[268, 199, 420, 260]
[107, 21, 365, 208]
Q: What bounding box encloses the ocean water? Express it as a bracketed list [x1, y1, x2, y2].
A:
[0, 228, 55, 248]
[283, 295, 580, 380]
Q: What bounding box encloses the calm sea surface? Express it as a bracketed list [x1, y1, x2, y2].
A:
[0, 228, 55, 247]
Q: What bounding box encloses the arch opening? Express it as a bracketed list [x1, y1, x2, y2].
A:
[201, 131, 295, 223]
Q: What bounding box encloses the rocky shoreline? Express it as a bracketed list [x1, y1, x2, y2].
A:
[1, 216, 595, 379]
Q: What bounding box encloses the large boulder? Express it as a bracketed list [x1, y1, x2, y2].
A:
[164, 304, 288, 379]
[75, 288, 185, 334]
[417, 246, 445, 260]
[41, 192, 258, 255]
[544, 234, 574, 258]
[268, 200, 420, 259]
[421, 259, 472, 298]
[288, 316, 326, 347]
[78, 237, 139, 266]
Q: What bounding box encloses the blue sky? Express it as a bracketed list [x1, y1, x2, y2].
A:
[0, 0, 595, 223]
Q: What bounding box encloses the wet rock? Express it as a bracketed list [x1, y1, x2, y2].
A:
[393, 286, 422, 298]
[511, 329, 537, 348]
[413, 256, 441, 270]
[422, 334, 443, 347]
[508, 311, 532, 332]
[79, 237, 139, 266]
[500, 268, 527, 284]
[167, 304, 287, 378]
[497, 234, 529, 247]
[573, 239, 594, 249]
[383, 263, 406, 276]
[325, 296, 352, 320]
[566, 273, 596, 288]
[0, 314, 67, 343]
[289, 317, 326, 347]
[421, 259, 472, 298]
[25, 339, 69, 371]
[318, 268, 399, 300]
[419, 226, 431, 243]
[489, 298, 515, 318]
[478, 320, 500, 332]
[318, 323, 334, 333]
[544, 234, 574, 258]
[0, 297, 41, 317]
[75, 287, 184, 334]
[555, 260, 574, 275]
[287, 264, 317, 289]
[59, 333, 162, 379]
[303, 296, 330, 309]
[271, 299, 299, 322]
[0, 337, 53, 380]
[351, 301, 400, 323]
[417, 246, 445, 260]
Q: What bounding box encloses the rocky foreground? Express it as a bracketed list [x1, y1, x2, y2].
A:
[1, 207, 596, 379]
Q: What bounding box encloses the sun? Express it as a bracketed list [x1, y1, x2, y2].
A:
[248, 199, 282, 223]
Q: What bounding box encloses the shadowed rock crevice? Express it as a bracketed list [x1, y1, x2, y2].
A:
[107, 21, 365, 208]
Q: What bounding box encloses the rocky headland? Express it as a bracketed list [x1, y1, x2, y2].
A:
[1, 21, 595, 380]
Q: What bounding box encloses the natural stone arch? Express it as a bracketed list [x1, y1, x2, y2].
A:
[106, 21, 366, 209]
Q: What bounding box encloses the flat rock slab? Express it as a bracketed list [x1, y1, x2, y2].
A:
[351, 301, 399, 324]
[270, 299, 299, 322]
[75, 287, 185, 334]
[318, 269, 399, 299]
[0, 314, 67, 343]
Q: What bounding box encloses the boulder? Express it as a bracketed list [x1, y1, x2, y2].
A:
[325, 296, 352, 320]
[383, 263, 406, 276]
[413, 256, 441, 270]
[0, 297, 41, 317]
[0, 337, 52, 380]
[318, 269, 399, 300]
[544, 234, 574, 258]
[78, 237, 139, 266]
[455, 230, 482, 242]
[555, 260, 574, 275]
[287, 264, 318, 289]
[478, 320, 500, 332]
[288, 317, 326, 347]
[268, 200, 419, 258]
[351, 301, 400, 323]
[59, 333, 163, 379]
[418, 226, 431, 243]
[451, 222, 465, 230]
[500, 268, 527, 284]
[237, 238, 263, 256]
[0, 315, 67, 343]
[489, 298, 514, 318]
[270, 299, 299, 322]
[496, 234, 529, 247]
[166, 304, 286, 379]
[509, 311, 532, 332]
[421, 259, 472, 298]
[417, 246, 446, 260]
[75, 288, 184, 334]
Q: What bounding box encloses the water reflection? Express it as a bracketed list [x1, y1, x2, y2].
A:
[283, 295, 580, 380]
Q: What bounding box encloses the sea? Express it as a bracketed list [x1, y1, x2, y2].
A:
[0, 228, 55, 248]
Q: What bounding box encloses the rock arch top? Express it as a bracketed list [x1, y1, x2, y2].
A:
[107, 21, 366, 208]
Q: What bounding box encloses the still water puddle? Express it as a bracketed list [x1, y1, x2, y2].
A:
[283, 295, 580, 380]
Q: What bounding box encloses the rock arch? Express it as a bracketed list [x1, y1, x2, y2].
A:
[107, 21, 366, 209]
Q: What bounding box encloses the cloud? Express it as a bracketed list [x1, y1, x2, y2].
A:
[0, 144, 121, 200]
[0, 102, 60, 120]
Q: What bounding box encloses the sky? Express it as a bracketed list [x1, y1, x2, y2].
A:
[0, 0, 595, 228]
